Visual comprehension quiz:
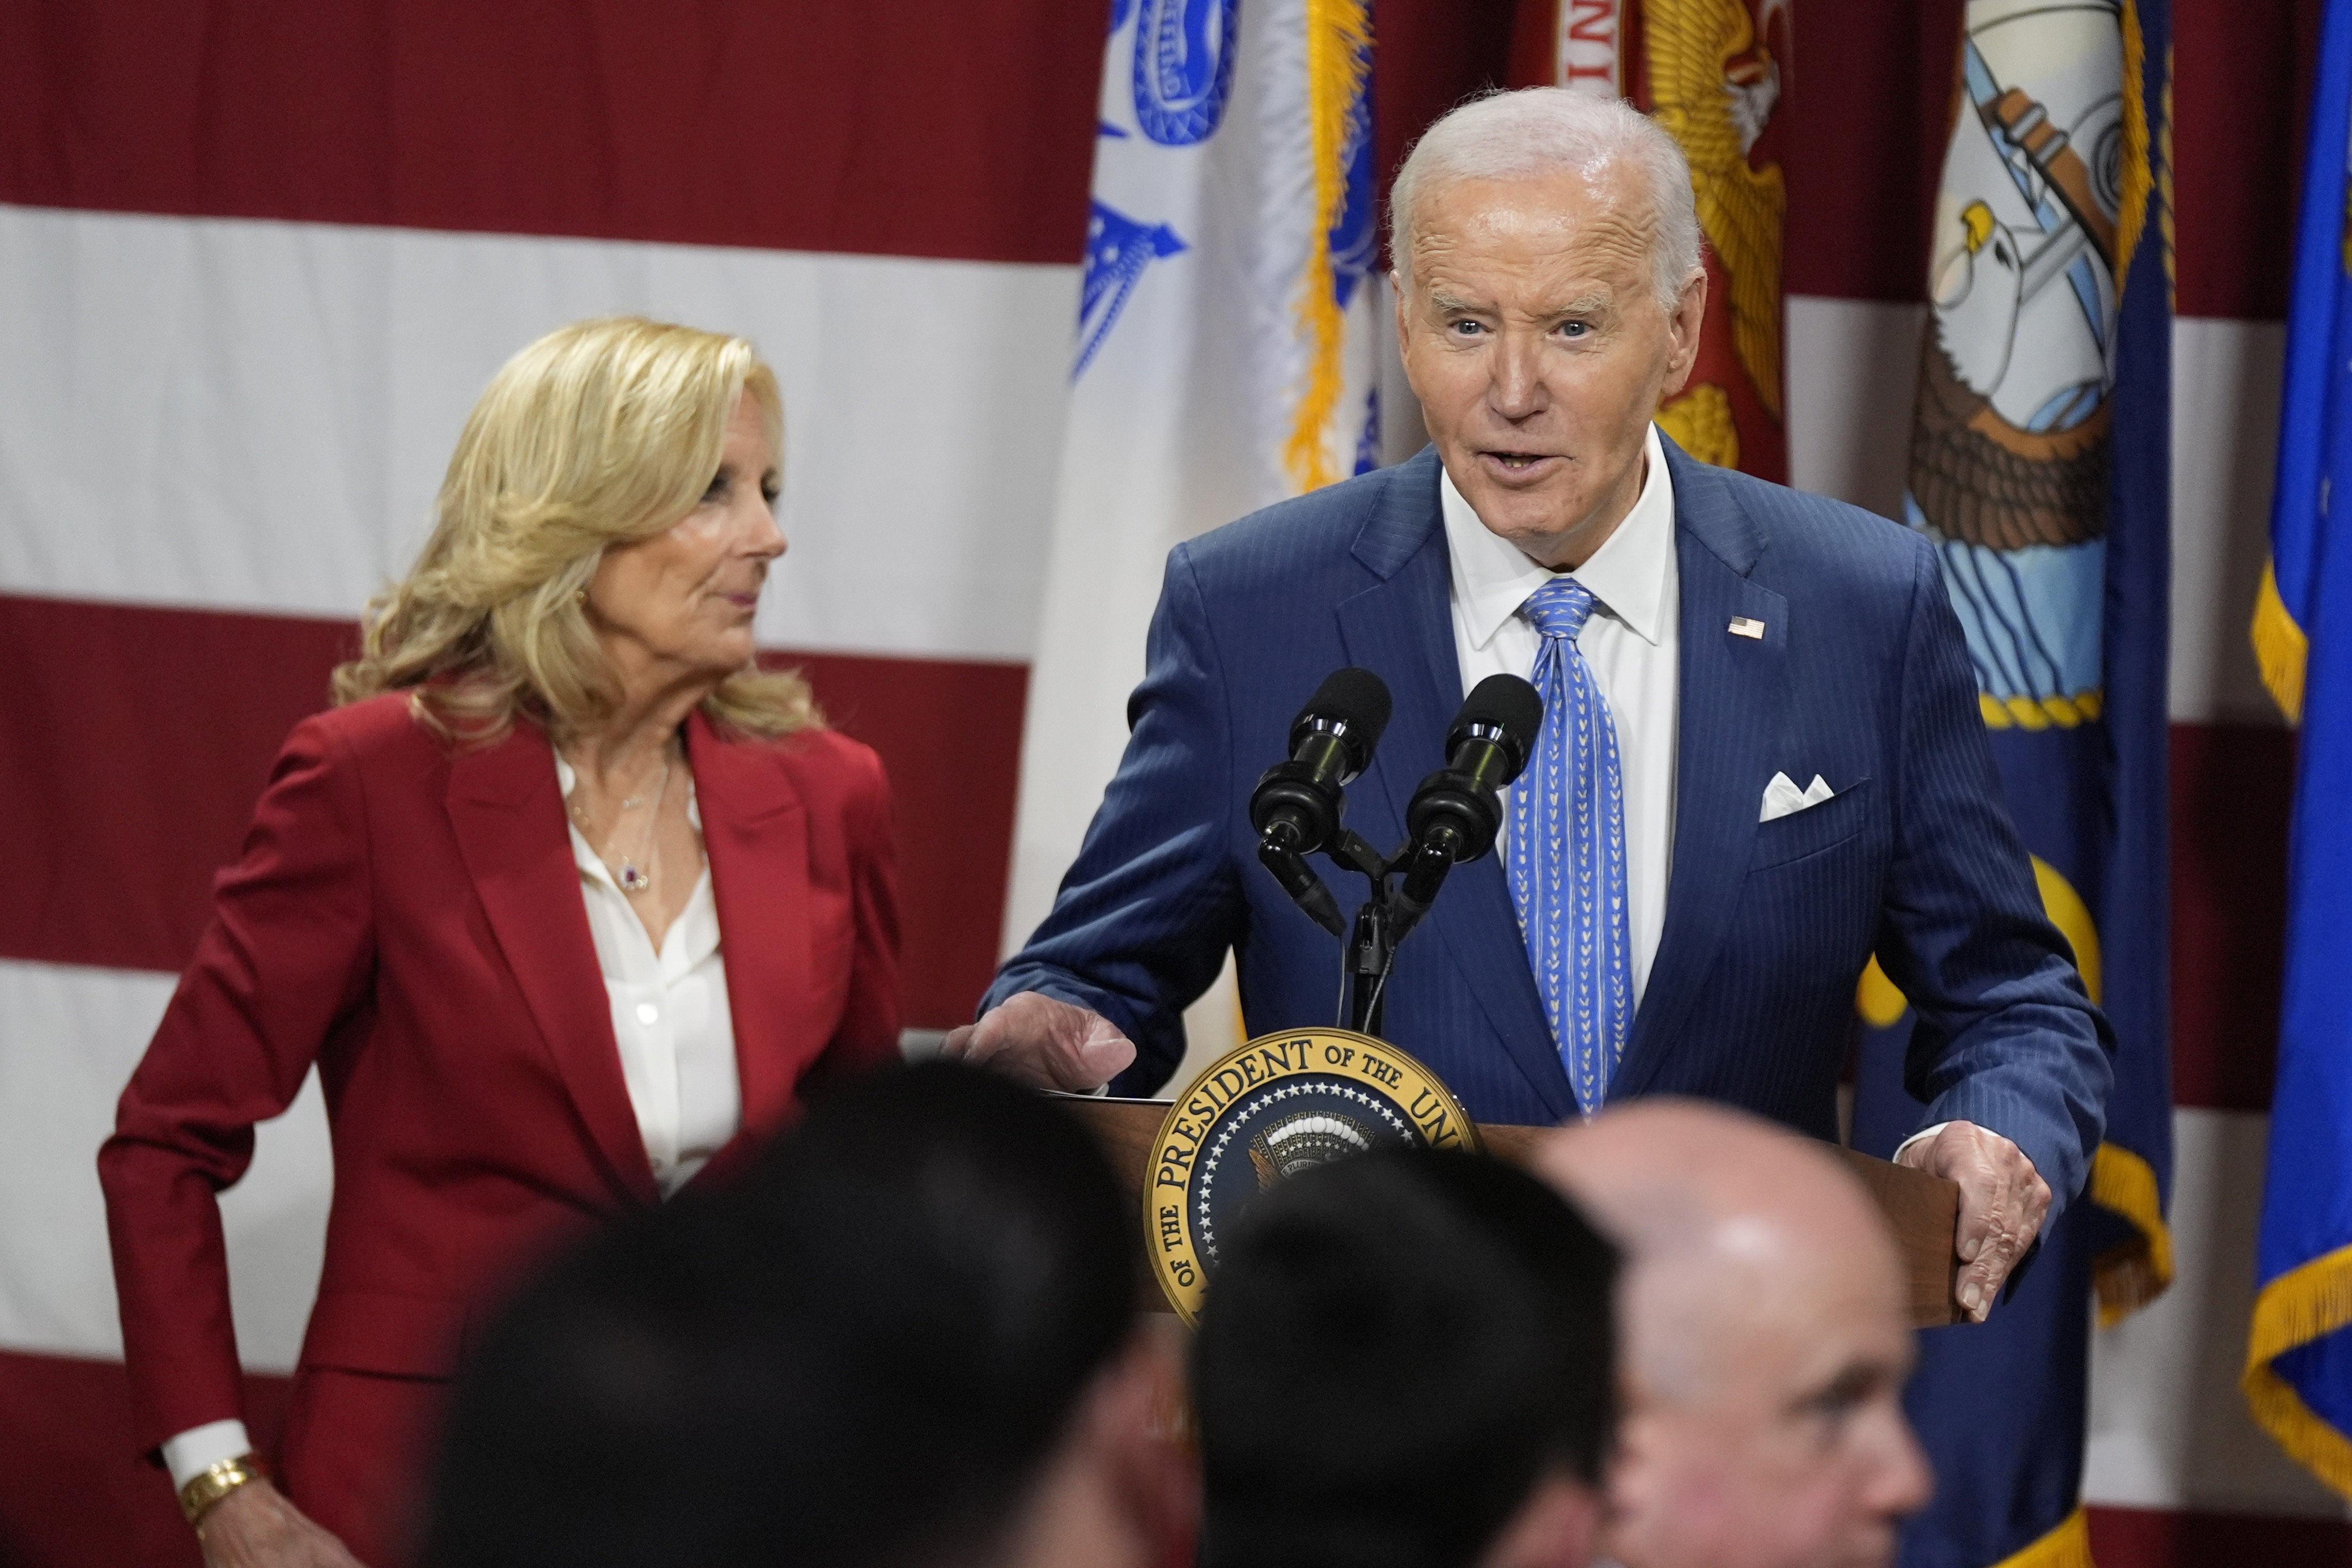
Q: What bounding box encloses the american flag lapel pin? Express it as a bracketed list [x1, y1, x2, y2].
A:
[1727, 616, 1766, 640]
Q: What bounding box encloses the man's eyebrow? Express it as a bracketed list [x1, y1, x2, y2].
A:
[1793, 1359, 1897, 1418]
[1553, 291, 1612, 317]
[1428, 290, 1485, 314]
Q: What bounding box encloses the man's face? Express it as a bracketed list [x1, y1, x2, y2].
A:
[1601, 1238, 1931, 1568]
[1394, 165, 1703, 570]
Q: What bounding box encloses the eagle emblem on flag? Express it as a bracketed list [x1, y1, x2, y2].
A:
[1904, 0, 2146, 730]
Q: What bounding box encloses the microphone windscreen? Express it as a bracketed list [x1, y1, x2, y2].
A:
[1300, 666, 1394, 751]
[1455, 674, 1543, 753]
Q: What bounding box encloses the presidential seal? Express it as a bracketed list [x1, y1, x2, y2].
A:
[1145, 1029, 1479, 1323]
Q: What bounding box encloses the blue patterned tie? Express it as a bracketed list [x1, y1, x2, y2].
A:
[1507, 576, 1631, 1114]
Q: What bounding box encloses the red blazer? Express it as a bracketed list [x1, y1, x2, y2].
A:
[99, 695, 901, 1470]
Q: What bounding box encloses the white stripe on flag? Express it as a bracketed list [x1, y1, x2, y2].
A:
[0, 202, 1077, 662]
[0, 959, 328, 1373]
[2085, 1106, 2350, 1519]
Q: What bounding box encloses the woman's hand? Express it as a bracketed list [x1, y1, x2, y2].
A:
[197, 1479, 368, 1568]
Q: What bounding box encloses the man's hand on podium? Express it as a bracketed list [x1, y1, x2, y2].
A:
[941, 992, 1137, 1093]
[1894, 1121, 2051, 1323]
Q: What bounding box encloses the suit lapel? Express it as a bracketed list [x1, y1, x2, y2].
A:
[1335, 451, 1578, 1121]
[446, 722, 659, 1207]
[686, 712, 813, 1146]
[1613, 446, 1789, 1098]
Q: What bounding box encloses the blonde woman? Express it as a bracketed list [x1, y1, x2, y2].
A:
[99, 318, 902, 1568]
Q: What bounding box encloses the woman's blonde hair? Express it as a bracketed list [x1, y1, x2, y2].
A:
[332, 316, 819, 743]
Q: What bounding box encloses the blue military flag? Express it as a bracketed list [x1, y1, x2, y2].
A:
[2242, 0, 2352, 1498]
[1850, 0, 2176, 1562]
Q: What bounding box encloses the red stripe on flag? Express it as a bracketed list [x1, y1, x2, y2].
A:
[1782, 0, 1964, 304]
[2087, 1502, 2352, 1566]
[2173, 0, 2331, 321]
[1, 590, 2301, 1088]
[2171, 721, 2296, 1113]
[0, 595, 1019, 1029]
[0, 1349, 291, 1568]
[0, 0, 1102, 266]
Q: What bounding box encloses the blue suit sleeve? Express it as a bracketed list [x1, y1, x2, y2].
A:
[984, 542, 1247, 1090]
[1875, 540, 2115, 1213]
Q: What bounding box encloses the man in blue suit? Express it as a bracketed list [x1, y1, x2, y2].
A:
[949, 88, 2109, 1320]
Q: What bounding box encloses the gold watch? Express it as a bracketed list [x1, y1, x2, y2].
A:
[178, 1451, 269, 1528]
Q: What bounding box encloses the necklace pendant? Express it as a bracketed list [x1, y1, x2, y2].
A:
[617, 862, 651, 894]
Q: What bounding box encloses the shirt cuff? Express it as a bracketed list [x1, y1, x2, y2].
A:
[162, 1419, 253, 1491]
[1892, 1121, 1953, 1166]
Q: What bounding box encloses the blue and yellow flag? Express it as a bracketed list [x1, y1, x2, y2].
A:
[1851, 1, 2176, 1562]
[2242, 0, 2352, 1498]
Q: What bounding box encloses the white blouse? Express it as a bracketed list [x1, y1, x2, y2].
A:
[163, 754, 749, 1490]
[555, 753, 744, 1200]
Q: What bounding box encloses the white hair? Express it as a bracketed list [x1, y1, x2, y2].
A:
[1389, 88, 1703, 313]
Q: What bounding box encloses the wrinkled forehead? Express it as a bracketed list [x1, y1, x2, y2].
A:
[1403, 164, 1658, 281]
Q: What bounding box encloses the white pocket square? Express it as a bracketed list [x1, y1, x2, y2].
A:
[1759, 771, 1835, 823]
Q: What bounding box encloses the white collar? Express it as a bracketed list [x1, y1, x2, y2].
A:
[1439, 422, 1676, 651]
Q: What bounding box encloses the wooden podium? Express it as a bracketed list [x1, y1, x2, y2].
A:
[1064, 1098, 1967, 1328]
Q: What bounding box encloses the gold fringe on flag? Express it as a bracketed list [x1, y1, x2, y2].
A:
[1991, 1507, 2094, 1568]
[1283, 0, 1373, 495]
[2244, 1242, 2352, 1498]
[2115, 0, 2152, 290]
[2252, 557, 2309, 723]
[2089, 1143, 2175, 1326]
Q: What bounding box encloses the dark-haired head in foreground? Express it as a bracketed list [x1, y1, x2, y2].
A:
[421, 1060, 1192, 1568]
[1195, 1149, 1620, 1568]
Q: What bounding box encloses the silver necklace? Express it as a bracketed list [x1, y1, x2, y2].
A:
[568, 749, 673, 897]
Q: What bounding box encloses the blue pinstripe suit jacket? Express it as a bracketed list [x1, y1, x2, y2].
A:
[988, 441, 2114, 1207]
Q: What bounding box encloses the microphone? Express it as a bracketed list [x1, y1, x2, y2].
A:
[1250, 668, 1393, 934]
[1391, 675, 1544, 937]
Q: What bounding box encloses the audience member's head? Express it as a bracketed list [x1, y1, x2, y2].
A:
[1195, 1149, 1621, 1568]
[1536, 1102, 1932, 1568]
[422, 1060, 1190, 1568]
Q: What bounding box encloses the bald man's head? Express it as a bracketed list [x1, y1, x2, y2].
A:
[1536, 1102, 1930, 1568]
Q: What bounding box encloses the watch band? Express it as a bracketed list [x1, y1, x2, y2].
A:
[178, 1451, 269, 1528]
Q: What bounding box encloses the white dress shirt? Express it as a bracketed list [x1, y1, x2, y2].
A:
[555, 753, 743, 1201]
[1441, 421, 1681, 1011]
[161, 754, 744, 1490]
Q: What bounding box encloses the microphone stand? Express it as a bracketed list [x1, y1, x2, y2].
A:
[1258, 675, 1537, 1042]
[1324, 831, 1407, 1037]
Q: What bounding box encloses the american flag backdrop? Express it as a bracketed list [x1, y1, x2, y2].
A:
[0, 0, 2336, 1563]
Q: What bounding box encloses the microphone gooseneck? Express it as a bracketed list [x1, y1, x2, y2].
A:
[1241, 667, 1537, 1035]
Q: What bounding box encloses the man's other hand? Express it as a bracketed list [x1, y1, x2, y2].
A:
[198, 1478, 367, 1568]
[1895, 1121, 2051, 1323]
[941, 993, 1137, 1093]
